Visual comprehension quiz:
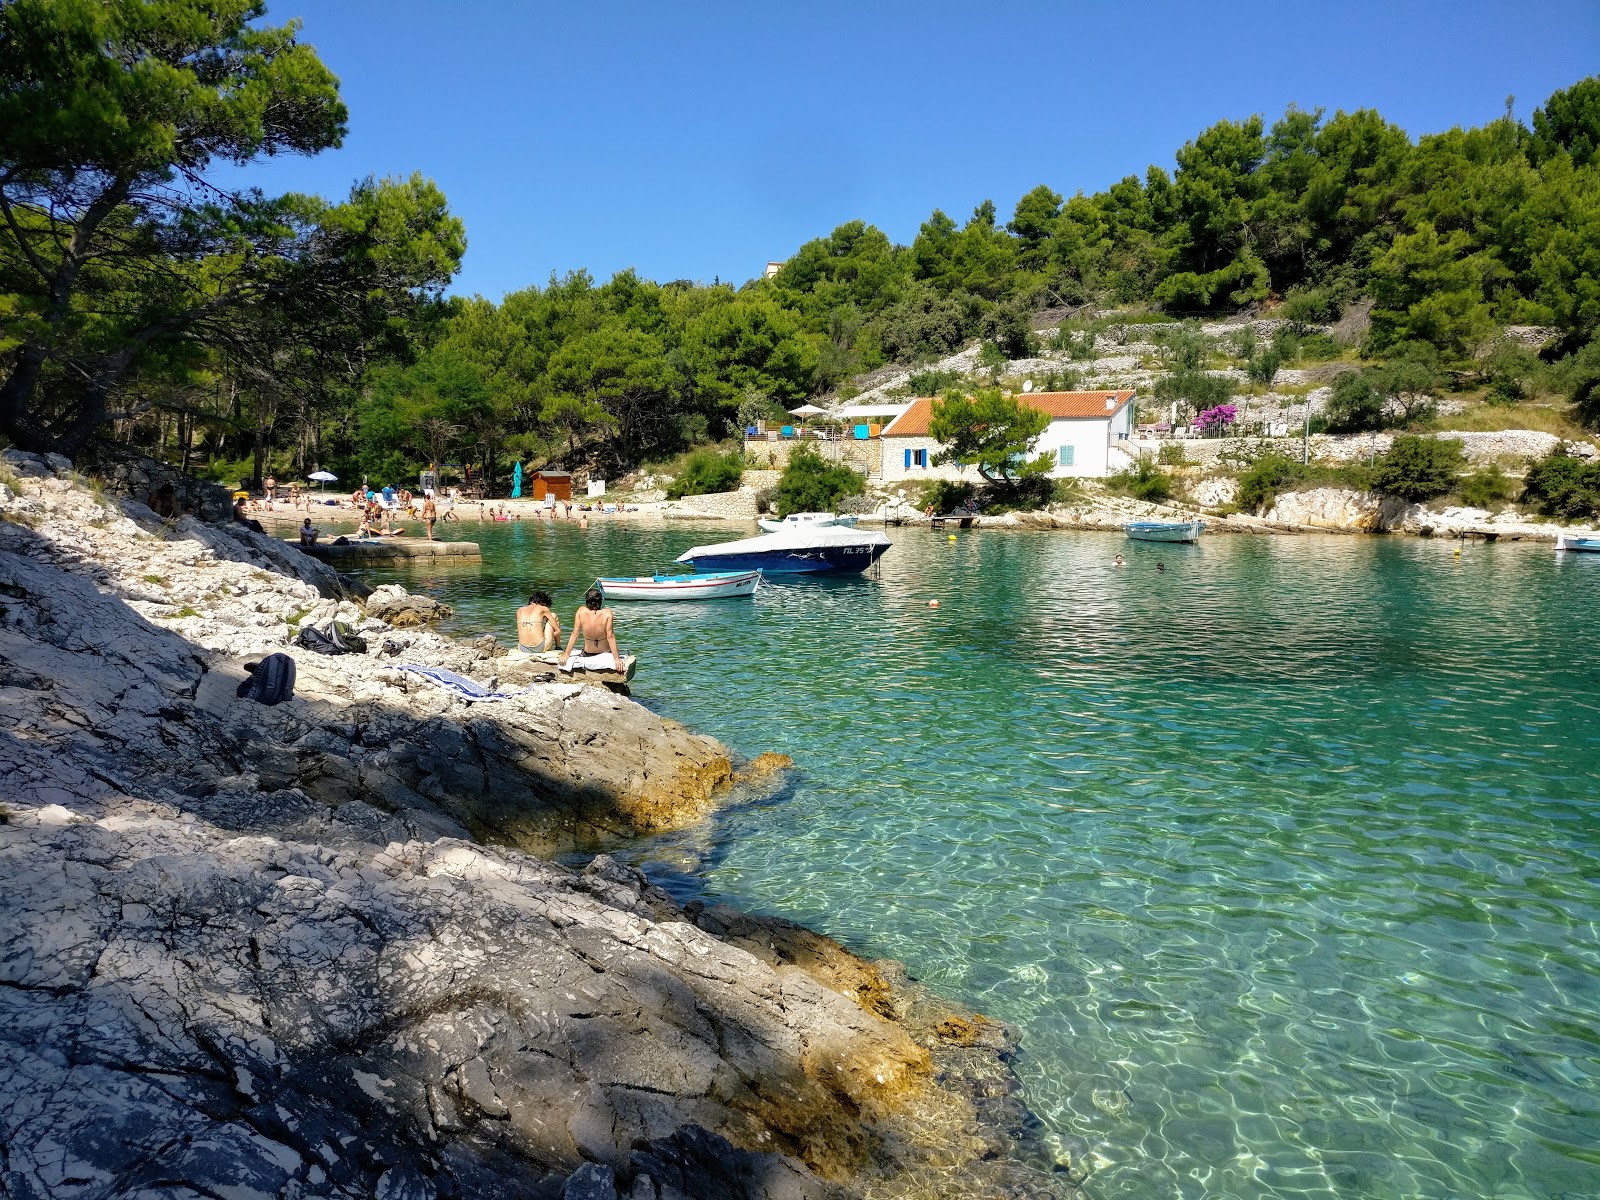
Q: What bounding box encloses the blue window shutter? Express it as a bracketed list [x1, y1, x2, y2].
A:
[904, 448, 911, 469]
[1059, 445, 1074, 466]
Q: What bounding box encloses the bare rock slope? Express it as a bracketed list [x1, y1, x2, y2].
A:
[0, 455, 1070, 1200]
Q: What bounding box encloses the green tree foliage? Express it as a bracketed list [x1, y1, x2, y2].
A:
[1530, 77, 1600, 167]
[1519, 448, 1600, 518]
[928, 388, 1051, 484]
[0, 0, 463, 457]
[772, 444, 864, 516]
[665, 450, 744, 499]
[1370, 435, 1465, 501]
[1561, 340, 1600, 426]
[1323, 371, 1387, 433]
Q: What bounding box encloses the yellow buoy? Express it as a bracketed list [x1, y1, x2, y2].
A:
[947, 534, 957, 542]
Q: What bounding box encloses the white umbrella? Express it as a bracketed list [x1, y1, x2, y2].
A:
[788, 404, 826, 417]
[306, 470, 337, 495]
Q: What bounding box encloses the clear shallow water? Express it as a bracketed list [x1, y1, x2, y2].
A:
[358, 518, 1600, 1199]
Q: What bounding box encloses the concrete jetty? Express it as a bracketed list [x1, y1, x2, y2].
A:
[289, 538, 481, 563]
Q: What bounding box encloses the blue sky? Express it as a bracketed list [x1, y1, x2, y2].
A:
[232, 1, 1600, 300]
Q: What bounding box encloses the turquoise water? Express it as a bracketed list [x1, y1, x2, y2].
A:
[359, 518, 1600, 1199]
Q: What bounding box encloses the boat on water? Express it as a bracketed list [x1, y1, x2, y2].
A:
[596, 569, 761, 601]
[756, 511, 860, 534]
[1124, 519, 1205, 544]
[676, 526, 891, 574]
[1555, 533, 1600, 553]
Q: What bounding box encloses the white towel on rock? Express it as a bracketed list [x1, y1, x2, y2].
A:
[563, 650, 616, 672]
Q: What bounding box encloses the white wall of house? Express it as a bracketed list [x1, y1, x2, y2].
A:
[1034, 403, 1134, 478]
[880, 400, 1135, 482]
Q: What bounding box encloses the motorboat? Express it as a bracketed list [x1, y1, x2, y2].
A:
[675, 527, 891, 574]
[1124, 519, 1205, 543]
[595, 570, 761, 600]
[756, 511, 860, 534]
[1555, 533, 1600, 553]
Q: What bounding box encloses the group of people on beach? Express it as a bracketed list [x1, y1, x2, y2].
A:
[514, 587, 620, 672]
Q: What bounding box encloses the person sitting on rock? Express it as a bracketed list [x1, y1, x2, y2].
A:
[515, 589, 561, 658]
[147, 483, 178, 519]
[299, 517, 321, 546]
[563, 587, 620, 672]
[232, 496, 265, 534]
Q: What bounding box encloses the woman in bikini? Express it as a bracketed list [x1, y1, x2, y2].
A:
[562, 587, 620, 672]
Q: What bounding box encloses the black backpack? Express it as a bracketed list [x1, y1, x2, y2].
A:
[236, 653, 297, 706]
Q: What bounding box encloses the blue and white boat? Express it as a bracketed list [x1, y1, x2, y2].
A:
[675, 527, 891, 574]
[1555, 533, 1600, 553]
[1124, 519, 1205, 544]
[596, 569, 760, 600]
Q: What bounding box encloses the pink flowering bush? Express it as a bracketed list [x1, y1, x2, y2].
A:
[1194, 404, 1238, 437]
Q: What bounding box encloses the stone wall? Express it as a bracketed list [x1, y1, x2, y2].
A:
[1131, 428, 1586, 471]
[80, 443, 235, 521]
[743, 437, 881, 476]
[672, 486, 760, 519]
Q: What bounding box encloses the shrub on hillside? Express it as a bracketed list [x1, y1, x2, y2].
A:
[916, 478, 974, 513]
[773, 445, 865, 517]
[666, 450, 744, 499]
[1324, 371, 1388, 434]
[1236, 452, 1309, 514]
[1560, 340, 1600, 427]
[1370, 435, 1465, 502]
[1520, 449, 1600, 518]
[1107, 457, 1172, 503]
[1457, 465, 1514, 509]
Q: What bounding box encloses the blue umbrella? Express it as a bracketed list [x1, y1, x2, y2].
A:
[511, 461, 523, 499]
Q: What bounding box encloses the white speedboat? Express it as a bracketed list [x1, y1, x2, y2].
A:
[756, 511, 860, 534]
[676, 527, 890, 574]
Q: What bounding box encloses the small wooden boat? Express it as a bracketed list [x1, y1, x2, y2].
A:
[1555, 533, 1600, 553]
[757, 511, 860, 534]
[596, 569, 761, 601]
[1124, 519, 1205, 544]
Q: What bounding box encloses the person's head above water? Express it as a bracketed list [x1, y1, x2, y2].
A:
[527, 589, 551, 607]
[584, 587, 604, 611]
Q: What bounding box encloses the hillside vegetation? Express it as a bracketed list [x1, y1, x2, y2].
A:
[1, 2, 1596, 488]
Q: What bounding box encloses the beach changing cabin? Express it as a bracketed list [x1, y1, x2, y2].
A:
[531, 469, 572, 502]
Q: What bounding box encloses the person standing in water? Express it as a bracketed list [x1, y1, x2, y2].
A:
[563, 587, 619, 671]
[516, 590, 561, 655]
[421, 493, 437, 540]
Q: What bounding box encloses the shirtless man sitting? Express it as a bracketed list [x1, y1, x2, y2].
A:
[515, 589, 561, 656]
[562, 587, 620, 672]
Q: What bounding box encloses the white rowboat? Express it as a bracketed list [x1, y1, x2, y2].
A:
[1555, 533, 1600, 553]
[1124, 519, 1205, 544]
[595, 570, 761, 601]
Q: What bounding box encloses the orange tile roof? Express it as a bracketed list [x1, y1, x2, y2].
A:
[880, 390, 1135, 437]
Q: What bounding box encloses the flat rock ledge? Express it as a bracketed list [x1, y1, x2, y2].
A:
[0, 455, 1075, 1200]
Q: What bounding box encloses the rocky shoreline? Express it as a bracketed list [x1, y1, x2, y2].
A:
[0, 451, 1077, 1200]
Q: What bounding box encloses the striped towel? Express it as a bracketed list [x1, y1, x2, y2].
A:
[398, 664, 526, 702]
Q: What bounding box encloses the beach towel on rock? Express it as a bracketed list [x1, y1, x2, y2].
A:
[235, 654, 296, 706]
[397, 664, 527, 702]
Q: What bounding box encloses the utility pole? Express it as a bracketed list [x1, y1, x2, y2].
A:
[1303, 393, 1312, 465]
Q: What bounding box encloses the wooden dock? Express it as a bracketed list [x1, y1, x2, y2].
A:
[289, 538, 482, 563]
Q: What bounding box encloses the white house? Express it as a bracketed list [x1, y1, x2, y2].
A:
[878, 390, 1137, 483]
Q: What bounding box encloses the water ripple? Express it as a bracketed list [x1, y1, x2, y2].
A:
[361, 521, 1600, 1200]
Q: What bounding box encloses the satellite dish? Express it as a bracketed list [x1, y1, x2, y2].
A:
[1022, 379, 1033, 392]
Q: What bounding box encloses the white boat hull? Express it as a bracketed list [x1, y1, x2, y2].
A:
[597, 570, 761, 600]
[1555, 533, 1600, 553]
[757, 512, 859, 534]
[1124, 520, 1205, 544]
